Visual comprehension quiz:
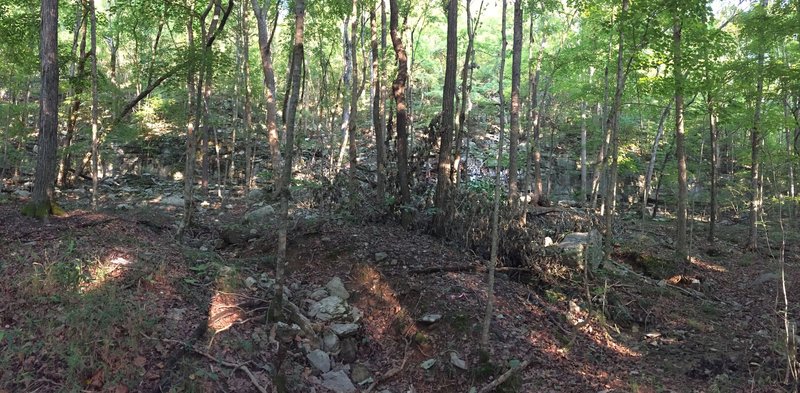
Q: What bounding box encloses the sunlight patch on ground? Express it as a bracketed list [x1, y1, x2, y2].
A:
[207, 293, 246, 334]
[353, 264, 415, 341]
[690, 256, 727, 273]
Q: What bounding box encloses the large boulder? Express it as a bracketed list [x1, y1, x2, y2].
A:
[553, 229, 602, 271]
[309, 296, 349, 321]
[245, 205, 275, 223]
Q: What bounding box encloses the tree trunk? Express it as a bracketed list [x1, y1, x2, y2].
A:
[90, 0, 99, 210]
[673, 16, 689, 264]
[252, 0, 283, 195]
[272, 0, 305, 320]
[59, 9, 87, 188]
[242, 0, 254, 194]
[348, 0, 359, 197]
[580, 69, 592, 202]
[433, 0, 458, 236]
[390, 0, 411, 227]
[643, 102, 672, 219]
[336, 18, 353, 177]
[372, 4, 386, 203]
[602, 0, 629, 259]
[748, 0, 767, 250]
[482, 0, 507, 350]
[708, 92, 719, 241]
[454, 0, 483, 186]
[508, 0, 523, 205]
[25, 0, 59, 218]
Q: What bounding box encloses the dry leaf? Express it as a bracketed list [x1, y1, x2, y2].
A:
[134, 355, 147, 367]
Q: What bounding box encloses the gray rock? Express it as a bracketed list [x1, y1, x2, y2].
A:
[307, 349, 331, 373]
[160, 195, 184, 206]
[13, 189, 30, 198]
[331, 323, 359, 337]
[320, 370, 356, 393]
[375, 252, 389, 262]
[755, 272, 779, 285]
[309, 296, 348, 321]
[245, 205, 275, 223]
[309, 288, 329, 301]
[339, 338, 357, 364]
[325, 277, 350, 300]
[323, 329, 340, 352]
[449, 352, 467, 370]
[247, 188, 265, 202]
[351, 363, 371, 384]
[418, 313, 442, 324]
[275, 322, 302, 342]
[244, 276, 258, 289]
[553, 230, 603, 271]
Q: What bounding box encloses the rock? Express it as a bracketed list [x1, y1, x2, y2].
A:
[755, 272, 779, 286]
[247, 188, 265, 202]
[449, 352, 467, 370]
[309, 288, 329, 301]
[13, 189, 30, 198]
[323, 329, 340, 352]
[307, 349, 331, 373]
[244, 276, 257, 289]
[330, 323, 359, 337]
[159, 195, 184, 206]
[309, 296, 348, 321]
[419, 358, 436, 370]
[543, 237, 554, 247]
[275, 322, 302, 343]
[349, 306, 363, 323]
[325, 277, 350, 300]
[339, 338, 357, 364]
[245, 205, 275, 223]
[375, 252, 389, 262]
[418, 314, 442, 324]
[320, 370, 356, 393]
[553, 230, 602, 271]
[351, 363, 371, 384]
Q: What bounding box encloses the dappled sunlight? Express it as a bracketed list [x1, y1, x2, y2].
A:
[352, 264, 414, 342]
[690, 256, 728, 273]
[207, 292, 247, 334]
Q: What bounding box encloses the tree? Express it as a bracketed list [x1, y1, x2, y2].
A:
[673, 6, 688, 264]
[483, 0, 507, 350]
[748, 0, 769, 250]
[508, 0, 523, 204]
[23, 0, 59, 218]
[433, 0, 458, 236]
[371, 1, 386, 203]
[390, 0, 411, 227]
[90, 0, 99, 210]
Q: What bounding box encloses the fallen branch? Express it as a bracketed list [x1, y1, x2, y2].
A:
[193, 348, 269, 393]
[364, 338, 411, 393]
[477, 359, 531, 393]
[408, 265, 480, 274]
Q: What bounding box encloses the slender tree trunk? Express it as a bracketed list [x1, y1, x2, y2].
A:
[531, 34, 546, 204]
[785, 99, 796, 221]
[25, 0, 59, 218]
[580, 69, 592, 202]
[508, 0, 522, 205]
[372, 4, 386, 203]
[643, 102, 672, 219]
[252, 0, 283, 195]
[242, 0, 254, 194]
[390, 0, 411, 227]
[179, 4, 197, 241]
[272, 0, 305, 319]
[336, 18, 353, 176]
[454, 0, 483, 186]
[60, 11, 87, 187]
[348, 0, 359, 197]
[708, 92, 719, 241]
[483, 0, 507, 350]
[433, 0, 458, 236]
[748, 0, 768, 250]
[674, 15, 689, 264]
[602, 0, 629, 259]
[90, 0, 99, 210]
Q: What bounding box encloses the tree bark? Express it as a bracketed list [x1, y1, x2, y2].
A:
[90, 0, 99, 210]
[348, 0, 360, 197]
[674, 15, 689, 264]
[708, 92, 719, 242]
[748, 0, 768, 250]
[372, 4, 386, 203]
[390, 0, 411, 227]
[508, 0, 523, 205]
[643, 102, 671, 219]
[482, 0, 507, 350]
[433, 0, 458, 236]
[25, 0, 59, 218]
[454, 0, 484, 186]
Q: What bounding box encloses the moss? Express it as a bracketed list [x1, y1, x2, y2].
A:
[21, 200, 67, 218]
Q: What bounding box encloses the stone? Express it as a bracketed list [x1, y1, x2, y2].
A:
[418, 314, 442, 324]
[554, 230, 602, 271]
[339, 338, 357, 364]
[247, 188, 265, 202]
[274, 322, 302, 343]
[325, 277, 350, 300]
[13, 189, 30, 198]
[755, 272, 779, 286]
[320, 370, 356, 393]
[306, 349, 331, 373]
[449, 352, 467, 370]
[309, 296, 348, 321]
[245, 205, 275, 223]
[351, 363, 371, 384]
[543, 237, 554, 247]
[309, 288, 329, 301]
[244, 276, 257, 289]
[331, 323, 359, 337]
[375, 252, 389, 262]
[159, 195, 184, 206]
[420, 358, 436, 370]
[349, 306, 363, 323]
[323, 329, 340, 352]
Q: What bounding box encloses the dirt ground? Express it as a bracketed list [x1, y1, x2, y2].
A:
[0, 194, 798, 393]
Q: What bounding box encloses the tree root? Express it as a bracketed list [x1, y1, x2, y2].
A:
[477, 359, 531, 393]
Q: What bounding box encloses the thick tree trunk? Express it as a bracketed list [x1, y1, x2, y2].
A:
[25, 0, 59, 218]
[433, 0, 458, 237]
[483, 0, 507, 350]
[390, 0, 411, 227]
[674, 17, 689, 264]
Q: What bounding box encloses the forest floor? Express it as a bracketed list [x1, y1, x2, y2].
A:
[0, 186, 798, 393]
